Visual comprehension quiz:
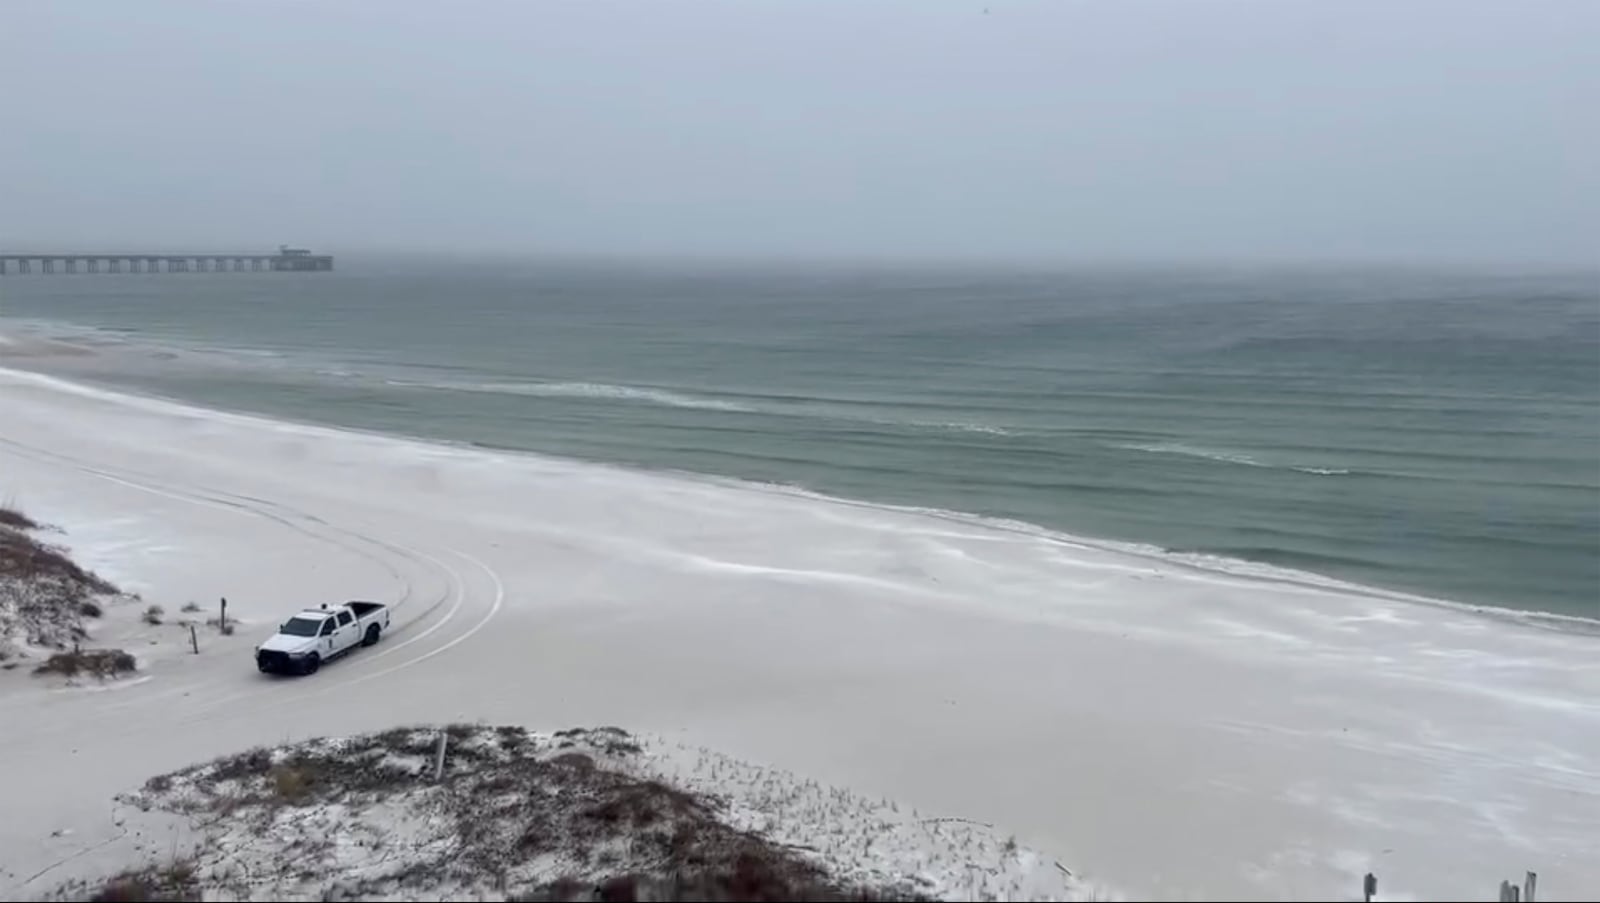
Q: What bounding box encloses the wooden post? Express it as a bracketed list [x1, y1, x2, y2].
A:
[433, 732, 448, 781]
[1362, 873, 1376, 902]
[189, 624, 199, 654]
[219, 597, 228, 632]
[1524, 872, 1537, 903]
[1500, 880, 1520, 902]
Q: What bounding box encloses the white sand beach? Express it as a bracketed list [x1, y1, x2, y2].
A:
[0, 362, 1595, 901]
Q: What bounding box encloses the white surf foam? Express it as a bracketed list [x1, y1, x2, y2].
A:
[903, 419, 1015, 436]
[1120, 441, 1350, 476]
[388, 378, 753, 412]
[389, 375, 1023, 435]
[1119, 441, 1266, 467]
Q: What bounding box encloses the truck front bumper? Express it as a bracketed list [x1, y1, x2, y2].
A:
[256, 650, 311, 674]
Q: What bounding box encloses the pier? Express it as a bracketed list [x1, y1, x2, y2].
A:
[0, 245, 333, 275]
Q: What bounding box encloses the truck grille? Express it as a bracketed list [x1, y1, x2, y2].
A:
[257, 650, 294, 672]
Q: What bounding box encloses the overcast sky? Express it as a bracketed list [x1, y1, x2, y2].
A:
[1, 1, 1595, 264]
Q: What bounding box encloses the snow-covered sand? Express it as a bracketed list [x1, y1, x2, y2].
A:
[0, 363, 1595, 901]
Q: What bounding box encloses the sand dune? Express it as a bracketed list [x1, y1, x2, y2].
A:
[0, 365, 1595, 901]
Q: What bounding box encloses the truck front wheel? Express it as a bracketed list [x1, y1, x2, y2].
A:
[302, 653, 321, 675]
[363, 624, 381, 647]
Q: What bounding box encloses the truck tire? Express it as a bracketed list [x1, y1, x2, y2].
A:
[363, 624, 381, 647]
[302, 653, 320, 675]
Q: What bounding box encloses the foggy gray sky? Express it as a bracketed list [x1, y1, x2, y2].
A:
[2, 1, 1595, 265]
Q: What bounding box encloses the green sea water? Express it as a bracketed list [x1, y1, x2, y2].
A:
[2, 260, 1596, 617]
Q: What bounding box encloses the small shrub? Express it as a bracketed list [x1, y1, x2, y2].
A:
[207, 747, 273, 783]
[0, 507, 39, 530]
[551, 752, 595, 771]
[219, 622, 235, 636]
[82, 861, 199, 902]
[33, 648, 137, 679]
[180, 601, 202, 613]
[79, 600, 104, 618]
[270, 765, 312, 804]
[143, 604, 164, 626]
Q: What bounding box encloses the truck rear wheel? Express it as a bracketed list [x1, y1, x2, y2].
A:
[302, 653, 320, 675]
[363, 624, 381, 647]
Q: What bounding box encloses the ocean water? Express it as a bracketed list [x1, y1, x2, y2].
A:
[1, 260, 1596, 618]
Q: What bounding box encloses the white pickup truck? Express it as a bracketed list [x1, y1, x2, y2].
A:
[255, 601, 390, 675]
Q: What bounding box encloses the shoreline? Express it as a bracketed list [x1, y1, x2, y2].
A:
[1, 345, 1598, 900]
[2, 356, 1592, 635]
[3, 310, 1594, 622]
[1, 265, 1594, 623]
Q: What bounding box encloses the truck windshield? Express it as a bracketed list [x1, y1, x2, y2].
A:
[279, 617, 324, 637]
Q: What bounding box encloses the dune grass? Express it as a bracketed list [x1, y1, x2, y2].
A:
[33, 648, 137, 679]
[0, 506, 40, 530]
[107, 725, 931, 902]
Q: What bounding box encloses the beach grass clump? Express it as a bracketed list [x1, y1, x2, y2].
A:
[0, 522, 116, 593]
[0, 507, 40, 530]
[33, 648, 137, 679]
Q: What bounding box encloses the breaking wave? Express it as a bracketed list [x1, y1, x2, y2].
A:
[386, 377, 1017, 435]
[902, 420, 1015, 436]
[1118, 442, 1349, 475]
[389, 379, 754, 412]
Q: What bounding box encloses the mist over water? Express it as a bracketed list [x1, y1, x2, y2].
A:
[2, 260, 1596, 617]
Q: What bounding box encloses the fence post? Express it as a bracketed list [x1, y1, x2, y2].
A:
[1524, 872, 1537, 903]
[219, 597, 228, 632]
[1362, 873, 1376, 902]
[433, 732, 448, 781]
[190, 624, 199, 654]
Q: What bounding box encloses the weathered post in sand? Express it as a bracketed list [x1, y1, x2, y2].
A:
[433, 732, 448, 781]
[189, 624, 199, 654]
[219, 597, 228, 632]
[1525, 871, 1538, 902]
[1362, 873, 1376, 902]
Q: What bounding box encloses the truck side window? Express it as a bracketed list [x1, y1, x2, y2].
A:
[320, 620, 335, 636]
[338, 611, 353, 627]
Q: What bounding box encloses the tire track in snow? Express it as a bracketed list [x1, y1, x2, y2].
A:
[0, 436, 483, 726]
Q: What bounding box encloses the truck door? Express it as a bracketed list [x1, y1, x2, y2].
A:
[319, 617, 336, 654]
[336, 609, 358, 652]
